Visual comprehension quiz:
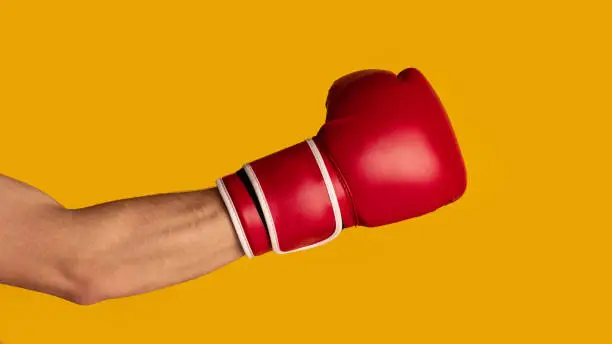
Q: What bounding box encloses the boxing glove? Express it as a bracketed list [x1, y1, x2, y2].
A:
[217, 68, 466, 257]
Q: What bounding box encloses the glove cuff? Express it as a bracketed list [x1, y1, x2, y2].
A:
[217, 139, 351, 257]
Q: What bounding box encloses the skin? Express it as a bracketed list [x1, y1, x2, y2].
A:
[0, 174, 244, 305]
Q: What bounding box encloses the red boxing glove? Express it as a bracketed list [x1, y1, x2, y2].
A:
[217, 68, 467, 257]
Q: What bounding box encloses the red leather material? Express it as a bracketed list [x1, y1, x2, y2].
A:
[220, 173, 270, 256]
[219, 67, 467, 256]
[248, 142, 353, 252]
[325, 69, 398, 120]
[317, 68, 467, 226]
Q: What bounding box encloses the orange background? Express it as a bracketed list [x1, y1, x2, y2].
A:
[1, 1, 611, 343]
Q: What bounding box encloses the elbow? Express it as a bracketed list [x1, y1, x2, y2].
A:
[66, 287, 104, 306]
[63, 279, 105, 306]
[14, 259, 108, 306]
[59, 259, 109, 306]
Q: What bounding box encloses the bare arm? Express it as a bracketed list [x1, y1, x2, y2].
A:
[0, 174, 244, 305]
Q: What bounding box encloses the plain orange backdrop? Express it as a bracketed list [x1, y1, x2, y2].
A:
[1, 1, 611, 343]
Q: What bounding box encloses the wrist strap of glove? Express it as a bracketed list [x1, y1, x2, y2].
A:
[217, 138, 345, 257]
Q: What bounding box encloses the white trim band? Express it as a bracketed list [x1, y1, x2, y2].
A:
[243, 138, 343, 254]
[216, 178, 254, 258]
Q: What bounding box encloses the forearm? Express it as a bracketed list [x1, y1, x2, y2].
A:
[65, 189, 243, 304]
[0, 176, 244, 304]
